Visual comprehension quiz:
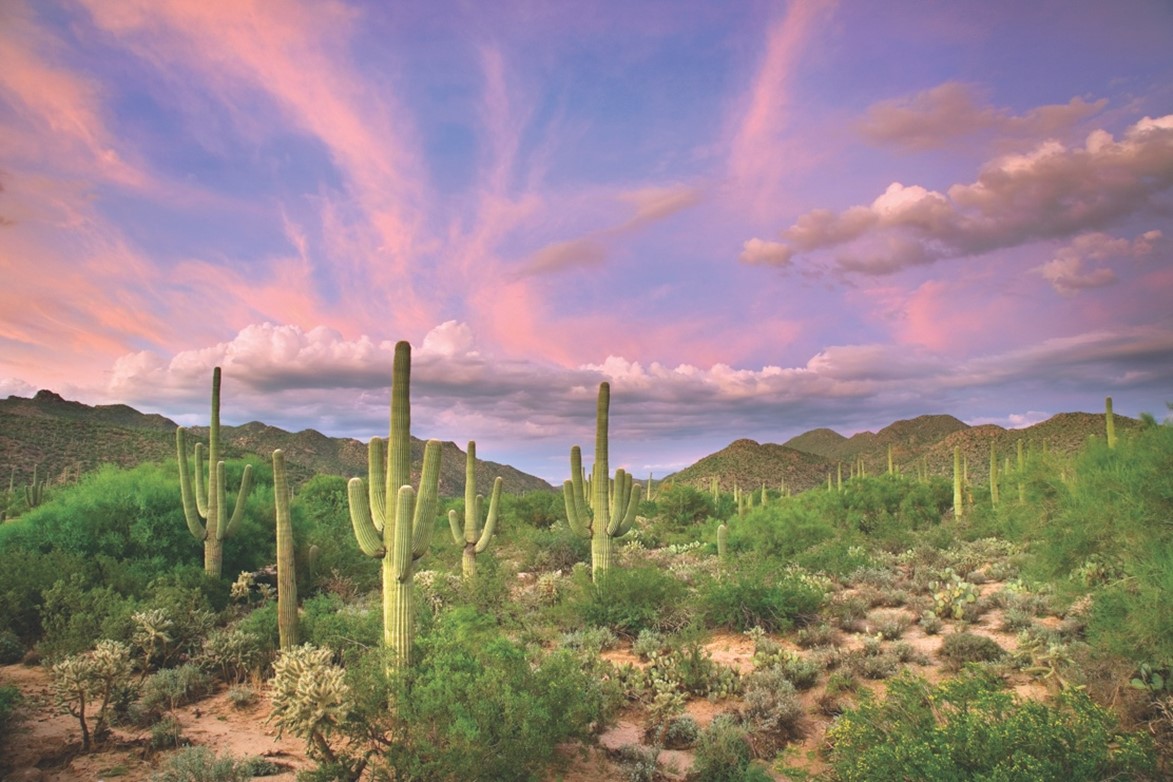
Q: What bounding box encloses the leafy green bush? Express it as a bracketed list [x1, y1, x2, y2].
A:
[698, 563, 825, 632]
[689, 715, 771, 782]
[385, 608, 607, 781]
[827, 670, 1155, 781]
[150, 746, 251, 782]
[0, 683, 21, 737]
[0, 629, 23, 664]
[939, 631, 1006, 671]
[562, 565, 688, 636]
[142, 664, 214, 713]
[299, 593, 381, 655]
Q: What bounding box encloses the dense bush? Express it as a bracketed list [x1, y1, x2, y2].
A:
[827, 670, 1155, 781]
[384, 608, 607, 781]
[561, 565, 689, 636]
[698, 563, 825, 632]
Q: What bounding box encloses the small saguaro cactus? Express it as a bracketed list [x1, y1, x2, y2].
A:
[273, 449, 299, 650]
[176, 367, 255, 578]
[563, 382, 641, 583]
[25, 463, 45, 508]
[348, 341, 441, 669]
[717, 521, 728, 561]
[989, 439, 1000, 508]
[448, 441, 502, 580]
[1105, 396, 1117, 449]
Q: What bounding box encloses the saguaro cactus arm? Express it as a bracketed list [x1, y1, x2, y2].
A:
[348, 478, 386, 558]
[409, 440, 442, 559]
[564, 445, 590, 537]
[474, 477, 502, 554]
[176, 429, 208, 541]
[218, 461, 254, 541]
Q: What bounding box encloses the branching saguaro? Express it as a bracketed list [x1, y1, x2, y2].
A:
[347, 341, 441, 669]
[176, 367, 254, 578]
[563, 381, 641, 583]
[448, 441, 502, 579]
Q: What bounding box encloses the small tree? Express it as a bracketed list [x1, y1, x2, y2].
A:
[51, 639, 132, 751]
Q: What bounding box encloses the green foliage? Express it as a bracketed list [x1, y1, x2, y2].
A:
[827, 670, 1156, 781]
[0, 629, 23, 664]
[150, 747, 252, 782]
[141, 664, 214, 713]
[297, 474, 379, 594]
[562, 564, 688, 637]
[939, 632, 1006, 671]
[0, 683, 21, 736]
[385, 607, 607, 781]
[651, 484, 716, 529]
[689, 715, 771, 782]
[499, 489, 565, 530]
[299, 594, 381, 655]
[698, 563, 825, 633]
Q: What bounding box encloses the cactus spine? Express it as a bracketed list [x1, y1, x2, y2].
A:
[1105, 396, 1117, 449]
[447, 441, 502, 579]
[272, 449, 298, 650]
[348, 341, 441, 669]
[563, 382, 641, 583]
[176, 367, 255, 578]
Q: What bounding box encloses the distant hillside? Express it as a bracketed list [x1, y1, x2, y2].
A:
[665, 438, 836, 494]
[667, 410, 1136, 494]
[0, 390, 553, 495]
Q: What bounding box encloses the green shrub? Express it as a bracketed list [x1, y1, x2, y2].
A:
[0, 629, 23, 664]
[150, 746, 251, 782]
[689, 715, 771, 782]
[385, 608, 607, 781]
[562, 565, 688, 636]
[0, 683, 21, 736]
[939, 631, 1006, 671]
[698, 564, 824, 632]
[149, 714, 184, 750]
[827, 670, 1155, 781]
[299, 593, 381, 654]
[142, 664, 213, 713]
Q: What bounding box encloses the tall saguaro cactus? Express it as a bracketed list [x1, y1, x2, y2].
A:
[448, 441, 502, 579]
[952, 445, 964, 519]
[25, 463, 45, 508]
[272, 449, 298, 650]
[563, 382, 641, 583]
[176, 367, 255, 578]
[348, 341, 441, 669]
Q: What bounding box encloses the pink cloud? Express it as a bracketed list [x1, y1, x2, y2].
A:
[858, 81, 1106, 150]
[1036, 229, 1164, 296]
[759, 114, 1173, 275]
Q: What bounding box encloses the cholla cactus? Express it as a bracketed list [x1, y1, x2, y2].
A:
[199, 627, 261, 683]
[269, 644, 352, 765]
[535, 571, 563, 605]
[52, 639, 132, 751]
[230, 571, 255, 602]
[132, 608, 175, 674]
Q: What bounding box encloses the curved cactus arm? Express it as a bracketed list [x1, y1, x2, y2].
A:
[219, 463, 254, 541]
[176, 428, 208, 541]
[461, 441, 481, 544]
[348, 478, 386, 558]
[392, 486, 415, 583]
[447, 509, 464, 545]
[367, 437, 387, 532]
[608, 469, 631, 533]
[474, 477, 502, 554]
[193, 442, 209, 518]
[565, 445, 590, 536]
[409, 439, 442, 560]
[610, 482, 641, 538]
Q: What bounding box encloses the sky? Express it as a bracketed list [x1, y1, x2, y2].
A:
[1, 0, 1172, 484]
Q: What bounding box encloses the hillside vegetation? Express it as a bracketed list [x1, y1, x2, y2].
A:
[0, 385, 1168, 781]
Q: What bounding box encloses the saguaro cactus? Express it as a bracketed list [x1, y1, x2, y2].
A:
[989, 439, 1000, 508]
[176, 367, 255, 578]
[273, 449, 299, 650]
[563, 382, 641, 583]
[717, 521, 728, 562]
[25, 463, 45, 508]
[952, 445, 964, 519]
[448, 441, 502, 579]
[1105, 396, 1117, 449]
[348, 341, 441, 668]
